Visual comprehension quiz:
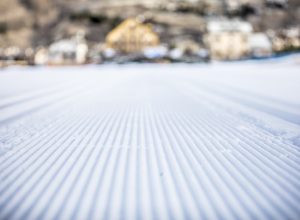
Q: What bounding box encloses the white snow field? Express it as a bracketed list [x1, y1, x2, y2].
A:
[0, 60, 300, 220]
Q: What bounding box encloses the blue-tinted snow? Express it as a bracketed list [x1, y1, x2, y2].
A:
[0, 59, 300, 220]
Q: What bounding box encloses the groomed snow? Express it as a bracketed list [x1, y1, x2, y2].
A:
[0, 59, 300, 220]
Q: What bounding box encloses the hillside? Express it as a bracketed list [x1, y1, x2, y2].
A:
[0, 0, 299, 48]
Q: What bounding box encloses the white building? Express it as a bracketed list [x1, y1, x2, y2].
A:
[204, 20, 253, 60]
[34, 47, 49, 65]
[48, 33, 88, 65]
[248, 33, 272, 57]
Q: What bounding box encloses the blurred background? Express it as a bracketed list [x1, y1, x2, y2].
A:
[0, 0, 299, 67]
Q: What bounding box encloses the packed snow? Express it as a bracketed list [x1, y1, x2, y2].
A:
[0, 58, 300, 220]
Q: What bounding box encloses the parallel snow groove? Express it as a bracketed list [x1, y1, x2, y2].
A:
[182, 112, 300, 218]
[183, 80, 300, 126]
[0, 111, 94, 215]
[0, 80, 84, 110]
[0, 66, 300, 220]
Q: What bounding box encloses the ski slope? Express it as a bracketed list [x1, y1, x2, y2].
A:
[0, 61, 300, 220]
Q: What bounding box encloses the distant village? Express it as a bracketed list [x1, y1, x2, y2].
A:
[0, 0, 300, 67]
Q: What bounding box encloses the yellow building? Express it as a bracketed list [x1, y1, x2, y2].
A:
[106, 18, 160, 53]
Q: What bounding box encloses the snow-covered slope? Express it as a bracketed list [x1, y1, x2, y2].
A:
[0, 63, 300, 220]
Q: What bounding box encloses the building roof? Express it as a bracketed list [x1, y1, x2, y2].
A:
[207, 20, 253, 33]
[49, 40, 77, 53]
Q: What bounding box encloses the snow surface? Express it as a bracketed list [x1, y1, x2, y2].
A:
[0, 60, 300, 220]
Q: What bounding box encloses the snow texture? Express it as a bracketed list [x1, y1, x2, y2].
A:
[0, 60, 300, 220]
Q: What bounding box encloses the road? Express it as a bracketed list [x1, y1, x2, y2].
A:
[0, 63, 300, 220]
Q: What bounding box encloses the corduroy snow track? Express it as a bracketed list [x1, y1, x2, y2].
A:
[0, 63, 300, 220]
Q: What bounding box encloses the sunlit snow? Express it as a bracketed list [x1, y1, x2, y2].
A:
[0, 58, 300, 220]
